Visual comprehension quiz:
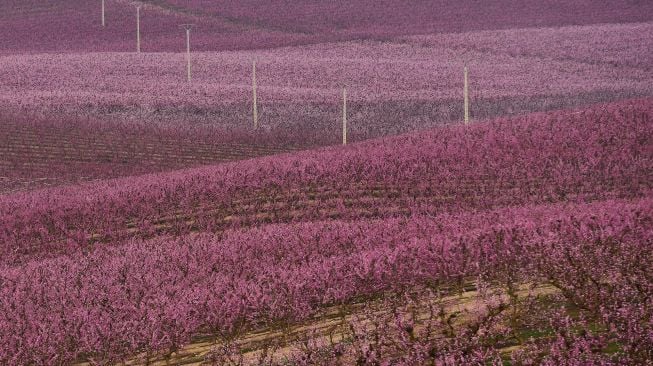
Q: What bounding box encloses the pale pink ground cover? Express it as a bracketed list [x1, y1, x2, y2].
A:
[0, 22, 651, 138]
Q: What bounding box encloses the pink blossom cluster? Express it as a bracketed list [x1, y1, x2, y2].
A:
[0, 112, 301, 194]
[1, 98, 650, 264]
[0, 198, 650, 364]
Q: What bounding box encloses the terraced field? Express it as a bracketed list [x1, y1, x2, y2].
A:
[1, 1, 652, 365]
[4, 99, 650, 262]
[0, 116, 302, 193]
[0, 99, 651, 365]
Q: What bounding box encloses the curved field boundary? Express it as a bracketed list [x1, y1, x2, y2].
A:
[0, 117, 304, 194]
[75, 283, 558, 366]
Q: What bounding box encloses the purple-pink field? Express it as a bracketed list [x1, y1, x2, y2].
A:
[1, 0, 652, 53]
[0, 1, 652, 365]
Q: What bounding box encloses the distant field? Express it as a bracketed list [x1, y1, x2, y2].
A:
[1, 22, 651, 149]
[1, 0, 652, 53]
[1, 1, 652, 364]
[1, 7, 651, 196]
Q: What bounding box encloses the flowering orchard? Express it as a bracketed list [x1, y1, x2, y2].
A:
[1, 21, 651, 145]
[1, 1, 652, 364]
[0, 98, 651, 364]
[0, 113, 301, 194]
[1, 98, 651, 263]
[1, 0, 652, 53]
[1, 15, 651, 194]
[1, 199, 650, 364]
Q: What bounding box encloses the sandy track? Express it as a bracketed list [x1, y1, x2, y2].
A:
[76, 283, 557, 366]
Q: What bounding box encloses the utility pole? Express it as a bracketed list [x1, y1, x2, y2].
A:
[136, 5, 141, 53]
[101, 0, 105, 27]
[180, 24, 194, 82]
[342, 87, 347, 145]
[464, 65, 469, 124]
[252, 60, 258, 129]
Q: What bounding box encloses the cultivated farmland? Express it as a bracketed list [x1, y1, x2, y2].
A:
[2, 0, 652, 53]
[0, 114, 303, 193]
[2, 99, 652, 364]
[2, 21, 651, 142]
[0, 1, 652, 365]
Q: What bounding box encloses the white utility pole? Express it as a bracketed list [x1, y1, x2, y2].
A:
[101, 0, 106, 27]
[185, 28, 191, 81]
[342, 87, 347, 145]
[180, 24, 194, 82]
[252, 60, 258, 129]
[136, 5, 141, 53]
[464, 65, 469, 124]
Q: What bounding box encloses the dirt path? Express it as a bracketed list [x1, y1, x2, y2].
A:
[77, 283, 558, 366]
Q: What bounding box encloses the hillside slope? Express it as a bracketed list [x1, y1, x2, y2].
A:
[0, 99, 651, 364]
[0, 114, 302, 194]
[2, 98, 651, 264]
